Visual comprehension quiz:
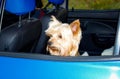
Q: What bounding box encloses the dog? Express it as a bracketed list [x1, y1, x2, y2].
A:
[45, 16, 82, 56]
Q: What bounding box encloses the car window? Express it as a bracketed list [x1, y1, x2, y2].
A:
[41, 0, 53, 9]
[69, 0, 120, 10]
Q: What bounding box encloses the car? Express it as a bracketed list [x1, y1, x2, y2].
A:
[0, 0, 120, 79]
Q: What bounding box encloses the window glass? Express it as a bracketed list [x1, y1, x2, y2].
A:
[69, 0, 120, 10]
[41, 0, 53, 9]
[41, 0, 48, 8]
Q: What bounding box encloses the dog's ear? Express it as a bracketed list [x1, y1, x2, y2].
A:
[70, 19, 80, 36]
[48, 15, 62, 28]
[50, 15, 61, 24]
[51, 15, 57, 21]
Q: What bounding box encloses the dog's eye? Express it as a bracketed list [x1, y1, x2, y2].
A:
[58, 35, 62, 38]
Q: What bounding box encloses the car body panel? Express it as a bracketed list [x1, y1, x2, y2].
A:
[0, 52, 120, 79]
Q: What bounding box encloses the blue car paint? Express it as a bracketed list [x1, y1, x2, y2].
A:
[0, 56, 120, 79]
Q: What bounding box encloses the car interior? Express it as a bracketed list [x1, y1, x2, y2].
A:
[0, 0, 120, 57]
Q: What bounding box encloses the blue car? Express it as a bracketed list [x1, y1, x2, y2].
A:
[0, 0, 120, 79]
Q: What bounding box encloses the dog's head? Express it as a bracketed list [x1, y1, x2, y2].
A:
[45, 16, 82, 56]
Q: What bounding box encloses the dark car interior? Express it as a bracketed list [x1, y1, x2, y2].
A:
[0, 0, 120, 56]
[71, 10, 119, 56]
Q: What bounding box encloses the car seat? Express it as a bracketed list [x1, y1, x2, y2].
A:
[0, 0, 42, 52]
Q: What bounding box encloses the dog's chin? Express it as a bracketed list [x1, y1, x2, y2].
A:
[47, 46, 61, 56]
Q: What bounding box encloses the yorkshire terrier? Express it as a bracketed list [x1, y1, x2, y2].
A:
[45, 16, 82, 56]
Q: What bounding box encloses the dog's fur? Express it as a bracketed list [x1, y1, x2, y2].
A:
[45, 16, 82, 56]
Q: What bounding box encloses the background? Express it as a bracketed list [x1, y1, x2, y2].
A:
[42, 0, 120, 10]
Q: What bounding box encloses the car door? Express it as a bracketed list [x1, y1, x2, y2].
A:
[67, 0, 120, 56]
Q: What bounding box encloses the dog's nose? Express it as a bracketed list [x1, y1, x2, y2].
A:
[47, 42, 52, 46]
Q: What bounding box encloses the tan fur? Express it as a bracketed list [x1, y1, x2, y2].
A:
[45, 16, 82, 56]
